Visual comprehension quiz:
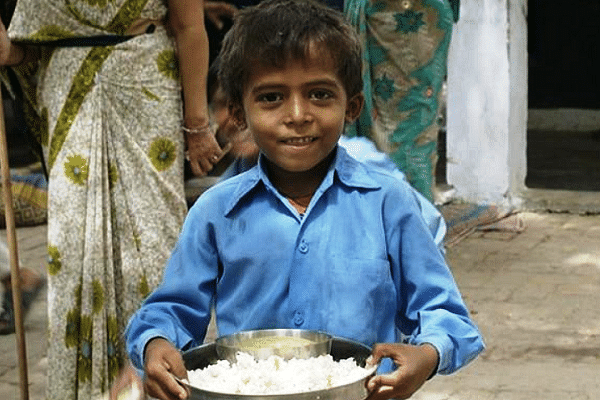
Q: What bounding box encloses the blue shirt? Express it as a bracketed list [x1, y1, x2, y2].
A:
[125, 146, 484, 375]
[337, 136, 447, 251]
[221, 136, 447, 252]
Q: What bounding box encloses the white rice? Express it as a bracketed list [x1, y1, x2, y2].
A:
[187, 352, 373, 395]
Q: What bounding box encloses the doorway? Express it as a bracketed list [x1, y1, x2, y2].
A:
[526, 0, 600, 191]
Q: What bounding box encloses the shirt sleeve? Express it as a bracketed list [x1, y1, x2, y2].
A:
[125, 199, 219, 370]
[384, 185, 484, 375]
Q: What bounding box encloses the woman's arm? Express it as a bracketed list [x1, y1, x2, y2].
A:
[0, 20, 24, 66]
[168, 0, 227, 176]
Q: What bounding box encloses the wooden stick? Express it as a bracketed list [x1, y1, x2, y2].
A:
[0, 88, 29, 400]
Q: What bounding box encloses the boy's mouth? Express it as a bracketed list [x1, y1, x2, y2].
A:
[281, 136, 318, 146]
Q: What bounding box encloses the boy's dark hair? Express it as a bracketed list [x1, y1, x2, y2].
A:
[218, 0, 362, 108]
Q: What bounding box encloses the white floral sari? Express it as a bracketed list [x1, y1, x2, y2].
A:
[8, 1, 187, 398]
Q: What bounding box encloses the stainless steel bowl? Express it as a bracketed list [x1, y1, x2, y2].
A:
[215, 329, 332, 362]
[182, 336, 376, 400]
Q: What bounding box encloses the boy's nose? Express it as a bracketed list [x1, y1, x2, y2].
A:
[286, 95, 313, 125]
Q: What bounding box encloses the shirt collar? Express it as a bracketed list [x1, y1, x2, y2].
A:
[223, 145, 381, 216]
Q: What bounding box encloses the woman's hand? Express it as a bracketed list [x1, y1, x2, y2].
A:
[169, 0, 216, 176]
[0, 20, 37, 66]
[185, 129, 231, 176]
[143, 338, 189, 400]
[204, 1, 237, 30]
[0, 20, 11, 65]
[365, 343, 439, 400]
[0, 20, 21, 66]
[0, 20, 32, 67]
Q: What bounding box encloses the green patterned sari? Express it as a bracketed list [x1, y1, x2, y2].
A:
[7, 1, 187, 398]
[344, 0, 455, 202]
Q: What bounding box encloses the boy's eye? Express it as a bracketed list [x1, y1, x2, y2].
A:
[309, 89, 334, 101]
[257, 92, 283, 103]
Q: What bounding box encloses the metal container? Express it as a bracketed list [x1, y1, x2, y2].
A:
[182, 336, 376, 400]
[215, 329, 332, 362]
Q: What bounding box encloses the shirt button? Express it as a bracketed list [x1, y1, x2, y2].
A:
[293, 311, 304, 326]
[298, 239, 309, 254]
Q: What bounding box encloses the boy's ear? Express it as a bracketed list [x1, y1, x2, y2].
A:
[345, 93, 364, 123]
[230, 104, 248, 130]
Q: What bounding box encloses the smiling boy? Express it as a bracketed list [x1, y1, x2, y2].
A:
[233, 56, 362, 214]
[125, 1, 484, 399]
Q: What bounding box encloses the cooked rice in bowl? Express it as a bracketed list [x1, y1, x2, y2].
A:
[187, 351, 375, 395]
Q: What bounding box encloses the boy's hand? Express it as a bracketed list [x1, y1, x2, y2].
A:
[143, 338, 189, 400]
[365, 343, 439, 400]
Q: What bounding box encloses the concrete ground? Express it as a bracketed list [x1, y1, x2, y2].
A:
[1, 211, 599, 399]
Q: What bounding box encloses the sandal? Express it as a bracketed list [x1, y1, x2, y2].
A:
[0, 290, 15, 335]
[0, 277, 45, 335]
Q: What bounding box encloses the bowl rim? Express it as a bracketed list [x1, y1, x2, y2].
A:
[215, 328, 333, 348]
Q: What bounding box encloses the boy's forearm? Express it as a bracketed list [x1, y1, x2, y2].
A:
[419, 343, 440, 379]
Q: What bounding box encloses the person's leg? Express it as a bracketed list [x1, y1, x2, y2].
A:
[0, 266, 45, 334]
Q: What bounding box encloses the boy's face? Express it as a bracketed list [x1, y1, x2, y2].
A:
[234, 49, 363, 173]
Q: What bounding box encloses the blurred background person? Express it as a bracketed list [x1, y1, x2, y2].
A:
[344, 0, 459, 202]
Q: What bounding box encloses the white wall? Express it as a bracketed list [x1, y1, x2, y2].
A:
[507, 0, 529, 205]
[446, 0, 528, 207]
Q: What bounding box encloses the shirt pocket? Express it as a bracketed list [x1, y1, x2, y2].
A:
[324, 257, 396, 345]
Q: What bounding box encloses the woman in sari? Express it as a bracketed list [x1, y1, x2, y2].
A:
[344, 0, 459, 202]
[1, 0, 224, 398]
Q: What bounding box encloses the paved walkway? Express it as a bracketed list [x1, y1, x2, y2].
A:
[1, 211, 599, 399]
